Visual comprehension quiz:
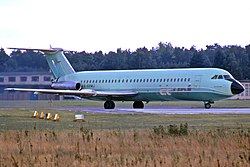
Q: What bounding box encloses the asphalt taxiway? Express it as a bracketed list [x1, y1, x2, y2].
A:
[54, 106, 250, 114]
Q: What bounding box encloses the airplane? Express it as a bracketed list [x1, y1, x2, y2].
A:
[5, 47, 245, 109]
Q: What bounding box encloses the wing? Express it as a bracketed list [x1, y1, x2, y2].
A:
[4, 88, 137, 97]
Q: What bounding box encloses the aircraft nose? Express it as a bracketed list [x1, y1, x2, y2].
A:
[231, 81, 245, 95]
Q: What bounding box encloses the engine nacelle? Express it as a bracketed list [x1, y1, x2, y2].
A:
[51, 81, 81, 90]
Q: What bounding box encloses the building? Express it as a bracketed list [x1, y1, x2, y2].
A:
[0, 72, 59, 100]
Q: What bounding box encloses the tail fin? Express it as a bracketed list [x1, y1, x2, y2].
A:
[45, 49, 75, 79]
[8, 47, 75, 80]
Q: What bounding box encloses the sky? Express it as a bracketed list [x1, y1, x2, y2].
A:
[0, 0, 250, 53]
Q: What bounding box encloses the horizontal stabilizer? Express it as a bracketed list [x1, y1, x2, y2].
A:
[8, 47, 62, 54]
[8, 47, 73, 54]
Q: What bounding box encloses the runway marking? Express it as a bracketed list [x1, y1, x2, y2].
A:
[54, 107, 250, 114]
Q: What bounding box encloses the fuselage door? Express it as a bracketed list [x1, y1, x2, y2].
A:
[194, 75, 202, 88]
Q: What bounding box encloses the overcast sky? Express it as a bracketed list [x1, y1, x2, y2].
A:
[0, 0, 249, 53]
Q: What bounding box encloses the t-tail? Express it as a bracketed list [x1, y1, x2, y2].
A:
[8, 47, 75, 80]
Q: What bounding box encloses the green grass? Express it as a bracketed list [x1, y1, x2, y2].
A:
[0, 100, 249, 167]
[0, 100, 249, 131]
[0, 107, 249, 131]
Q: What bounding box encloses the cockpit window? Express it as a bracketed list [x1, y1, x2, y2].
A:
[223, 75, 234, 81]
[218, 75, 223, 79]
[211, 75, 218, 79]
[211, 74, 235, 81]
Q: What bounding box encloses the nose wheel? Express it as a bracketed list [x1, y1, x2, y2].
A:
[204, 103, 211, 109]
[204, 101, 214, 109]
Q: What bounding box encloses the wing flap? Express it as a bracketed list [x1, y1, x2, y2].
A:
[95, 90, 137, 97]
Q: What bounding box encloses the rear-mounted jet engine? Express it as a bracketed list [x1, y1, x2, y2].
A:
[51, 81, 81, 90]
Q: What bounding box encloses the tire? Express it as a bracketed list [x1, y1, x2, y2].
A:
[133, 101, 144, 109]
[104, 101, 115, 109]
[204, 103, 211, 109]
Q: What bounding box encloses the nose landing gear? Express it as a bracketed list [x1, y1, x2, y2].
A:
[204, 101, 214, 109]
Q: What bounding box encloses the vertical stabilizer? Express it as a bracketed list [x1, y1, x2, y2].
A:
[45, 51, 75, 79]
[8, 47, 75, 80]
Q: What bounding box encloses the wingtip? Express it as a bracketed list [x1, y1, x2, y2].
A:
[4, 88, 14, 91]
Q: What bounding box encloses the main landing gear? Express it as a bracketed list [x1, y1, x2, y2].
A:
[133, 101, 144, 109]
[204, 101, 214, 109]
[104, 100, 115, 109]
[103, 100, 145, 109]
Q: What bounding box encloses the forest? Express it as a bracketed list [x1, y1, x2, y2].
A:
[0, 42, 250, 80]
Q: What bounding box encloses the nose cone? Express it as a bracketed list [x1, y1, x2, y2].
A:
[231, 81, 245, 94]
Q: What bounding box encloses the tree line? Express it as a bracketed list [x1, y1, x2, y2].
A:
[0, 43, 250, 80]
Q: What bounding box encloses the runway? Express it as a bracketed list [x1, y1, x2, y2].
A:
[54, 106, 250, 114]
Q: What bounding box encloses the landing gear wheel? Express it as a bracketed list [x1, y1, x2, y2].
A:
[204, 103, 211, 109]
[133, 101, 144, 109]
[104, 101, 115, 109]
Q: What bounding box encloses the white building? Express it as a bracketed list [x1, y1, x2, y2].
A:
[0, 72, 59, 100]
